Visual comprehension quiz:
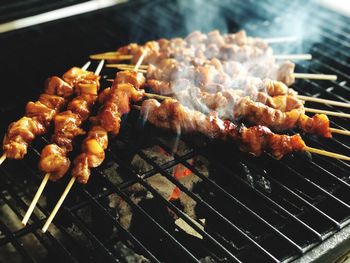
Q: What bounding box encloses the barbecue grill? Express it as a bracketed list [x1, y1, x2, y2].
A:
[1, 0, 350, 262]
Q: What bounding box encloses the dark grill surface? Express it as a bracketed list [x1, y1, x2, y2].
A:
[0, 0, 350, 262]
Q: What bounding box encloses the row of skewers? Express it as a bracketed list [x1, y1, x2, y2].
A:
[1, 31, 349, 233]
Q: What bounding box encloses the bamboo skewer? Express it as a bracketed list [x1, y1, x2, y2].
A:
[0, 63, 92, 168]
[22, 173, 50, 225]
[330, 128, 350, 136]
[143, 93, 350, 136]
[93, 52, 311, 61]
[293, 73, 337, 81]
[131, 105, 350, 161]
[82, 61, 91, 71]
[108, 64, 338, 82]
[274, 54, 312, 60]
[42, 176, 76, 233]
[297, 95, 350, 109]
[305, 108, 350, 119]
[263, 36, 298, 44]
[90, 54, 132, 60]
[21, 61, 103, 227]
[0, 154, 6, 165]
[42, 57, 143, 233]
[304, 146, 350, 161]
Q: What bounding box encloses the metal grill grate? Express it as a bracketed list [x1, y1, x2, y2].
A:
[0, 0, 350, 262]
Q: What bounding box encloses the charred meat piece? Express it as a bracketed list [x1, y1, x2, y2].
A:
[141, 98, 306, 159]
[51, 111, 85, 152]
[38, 144, 70, 181]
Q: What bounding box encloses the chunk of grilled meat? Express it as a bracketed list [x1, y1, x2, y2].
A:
[72, 126, 108, 184]
[117, 30, 295, 86]
[117, 30, 271, 65]
[3, 67, 97, 161]
[72, 71, 145, 184]
[175, 86, 330, 137]
[45, 76, 74, 98]
[3, 117, 46, 159]
[99, 72, 145, 135]
[25, 101, 56, 127]
[141, 98, 306, 159]
[38, 94, 65, 111]
[51, 111, 85, 152]
[38, 144, 70, 181]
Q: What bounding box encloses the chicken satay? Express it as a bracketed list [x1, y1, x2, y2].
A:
[38, 144, 71, 181]
[71, 126, 108, 184]
[141, 98, 306, 159]
[72, 71, 145, 184]
[145, 59, 296, 96]
[39, 72, 100, 181]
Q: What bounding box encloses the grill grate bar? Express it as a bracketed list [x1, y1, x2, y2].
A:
[264, 154, 350, 210]
[296, 155, 350, 191]
[0, 165, 85, 263]
[311, 47, 350, 69]
[300, 136, 350, 171]
[183, 138, 336, 234]
[93, 165, 202, 263]
[294, 80, 350, 112]
[116, 151, 197, 191]
[157, 137, 340, 232]
[257, 173, 341, 231]
[131, 172, 242, 262]
[65, 211, 120, 263]
[0, 221, 36, 263]
[155, 138, 323, 242]
[79, 189, 162, 263]
[104, 145, 246, 261]
[1, 0, 350, 262]
[117, 139, 283, 261]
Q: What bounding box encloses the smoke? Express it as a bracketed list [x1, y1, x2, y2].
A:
[135, 0, 330, 125]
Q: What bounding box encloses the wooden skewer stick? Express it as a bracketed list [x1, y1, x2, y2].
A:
[134, 53, 145, 72]
[297, 95, 350, 109]
[42, 57, 140, 233]
[22, 173, 50, 225]
[42, 177, 76, 233]
[106, 65, 147, 73]
[22, 60, 98, 226]
[294, 73, 337, 81]
[144, 93, 350, 136]
[263, 36, 298, 43]
[81, 61, 91, 71]
[304, 146, 350, 161]
[132, 105, 350, 160]
[107, 63, 148, 69]
[22, 60, 103, 229]
[90, 54, 132, 60]
[330, 128, 350, 136]
[274, 54, 312, 60]
[0, 154, 6, 165]
[305, 107, 350, 119]
[144, 93, 169, 100]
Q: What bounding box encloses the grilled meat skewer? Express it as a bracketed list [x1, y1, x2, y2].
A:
[72, 70, 145, 184]
[39, 68, 101, 181]
[141, 98, 306, 159]
[175, 86, 331, 137]
[2, 68, 84, 160]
